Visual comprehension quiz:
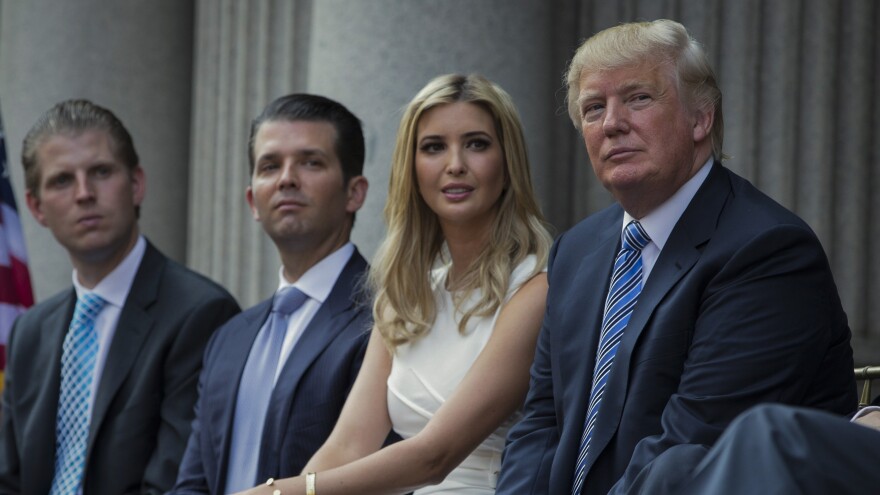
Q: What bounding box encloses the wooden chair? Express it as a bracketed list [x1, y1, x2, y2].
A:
[854, 366, 880, 408]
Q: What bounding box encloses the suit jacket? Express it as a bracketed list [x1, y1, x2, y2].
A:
[0, 241, 241, 495]
[171, 249, 373, 494]
[496, 163, 857, 494]
[629, 404, 880, 495]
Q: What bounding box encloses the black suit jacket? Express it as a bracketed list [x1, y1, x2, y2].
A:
[171, 249, 372, 494]
[0, 241, 240, 495]
[496, 163, 857, 494]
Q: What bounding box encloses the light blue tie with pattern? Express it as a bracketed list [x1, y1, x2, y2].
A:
[571, 220, 651, 494]
[50, 292, 106, 495]
[225, 286, 308, 493]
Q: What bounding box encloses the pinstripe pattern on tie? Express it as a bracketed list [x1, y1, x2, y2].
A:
[50, 292, 106, 495]
[571, 220, 651, 494]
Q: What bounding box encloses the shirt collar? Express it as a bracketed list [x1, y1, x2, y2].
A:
[276, 242, 354, 304]
[73, 235, 147, 308]
[622, 157, 713, 250]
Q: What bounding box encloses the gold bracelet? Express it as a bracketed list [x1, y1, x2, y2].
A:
[265, 477, 281, 495]
[306, 472, 316, 495]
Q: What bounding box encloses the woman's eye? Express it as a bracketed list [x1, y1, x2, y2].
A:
[420, 142, 444, 153]
[467, 139, 490, 151]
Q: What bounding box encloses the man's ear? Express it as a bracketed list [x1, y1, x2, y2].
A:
[25, 189, 48, 227]
[692, 105, 714, 143]
[131, 165, 146, 207]
[345, 176, 368, 214]
[245, 185, 260, 221]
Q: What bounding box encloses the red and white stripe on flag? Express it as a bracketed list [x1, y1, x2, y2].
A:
[0, 123, 35, 389]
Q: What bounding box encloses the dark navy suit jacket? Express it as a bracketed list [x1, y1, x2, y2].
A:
[0, 241, 240, 495]
[496, 163, 857, 494]
[171, 249, 372, 494]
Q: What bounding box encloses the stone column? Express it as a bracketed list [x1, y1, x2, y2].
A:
[0, 0, 195, 300]
[189, 0, 559, 307]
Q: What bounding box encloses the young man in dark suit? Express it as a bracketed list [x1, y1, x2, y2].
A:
[0, 99, 240, 494]
[172, 94, 373, 494]
[497, 19, 856, 495]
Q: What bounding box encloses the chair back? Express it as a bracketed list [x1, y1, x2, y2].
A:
[854, 366, 880, 408]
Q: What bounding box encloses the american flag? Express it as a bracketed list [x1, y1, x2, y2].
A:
[0, 115, 34, 391]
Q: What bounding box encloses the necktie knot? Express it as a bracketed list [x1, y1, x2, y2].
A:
[73, 292, 106, 327]
[622, 220, 651, 252]
[272, 286, 307, 315]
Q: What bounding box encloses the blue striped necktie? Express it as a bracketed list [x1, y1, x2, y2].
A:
[50, 292, 106, 495]
[225, 286, 308, 492]
[571, 220, 651, 494]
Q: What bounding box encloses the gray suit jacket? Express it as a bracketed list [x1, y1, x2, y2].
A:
[0, 241, 240, 494]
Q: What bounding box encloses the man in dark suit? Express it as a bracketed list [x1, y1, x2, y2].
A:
[0, 99, 240, 494]
[171, 94, 372, 494]
[497, 19, 856, 495]
[628, 403, 880, 494]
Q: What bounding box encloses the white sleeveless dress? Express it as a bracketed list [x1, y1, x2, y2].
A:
[386, 255, 540, 494]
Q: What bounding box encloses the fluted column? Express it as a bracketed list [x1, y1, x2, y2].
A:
[189, 0, 559, 307]
[188, 0, 309, 307]
[0, 0, 195, 300]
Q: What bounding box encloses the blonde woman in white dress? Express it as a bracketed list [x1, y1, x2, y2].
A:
[238, 73, 552, 495]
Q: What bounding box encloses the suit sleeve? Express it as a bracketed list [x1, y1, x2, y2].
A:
[612, 224, 856, 493]
[141, 295, 240, 495]
[166, 324, 226, 494]
[0, 319, 23, 494]
[496, 239, 562, 495]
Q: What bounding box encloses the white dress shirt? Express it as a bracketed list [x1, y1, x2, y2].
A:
[271, 242, 355, 384]
[621, 157, 713, 282]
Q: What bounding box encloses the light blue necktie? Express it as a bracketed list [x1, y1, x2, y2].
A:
[225, 286, 308, 493]
[571, 220, 651, 494]
[50, 292, 106, 495]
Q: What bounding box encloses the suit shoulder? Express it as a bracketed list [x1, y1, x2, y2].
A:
[156, 255, 238, 305]
[12, 289, 71, 328]
[721, 169, 815, 237]
[552, 203, 621, 257]
[205, 298, 271, 347]
[220, 299, 272, 330]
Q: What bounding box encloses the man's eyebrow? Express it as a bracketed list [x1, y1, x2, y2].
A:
[257, 148, 328, 161]
[579, 80, 655, 100]
[297, 149, 327, 157]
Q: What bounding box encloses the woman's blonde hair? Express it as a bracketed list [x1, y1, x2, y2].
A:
[370, 74, 552, 348]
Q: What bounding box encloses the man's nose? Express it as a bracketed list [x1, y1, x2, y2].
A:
[279, 162, 299, 188]
[74, 174, 95, 201]
[602, 101, 631, 136]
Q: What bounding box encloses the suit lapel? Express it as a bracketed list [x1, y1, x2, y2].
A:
[31, 292, 77, 491]
[215, 302, 271, 489]
[559, 214, 621, 435]
[258, 251, 368, 473]
[585, 163, 732, 473]
[88, 243, 163, 456]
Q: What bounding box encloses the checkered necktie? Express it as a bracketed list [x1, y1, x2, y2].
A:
[225, 286, 308, 493]
[50, 292, 106, 495]
[571, 220, 651, 494]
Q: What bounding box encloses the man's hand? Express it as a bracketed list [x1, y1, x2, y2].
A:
[854, 410, 880, 432]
